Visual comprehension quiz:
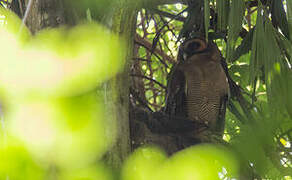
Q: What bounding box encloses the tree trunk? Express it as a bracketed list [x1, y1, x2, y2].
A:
[20, 0, 76, 33]
[102, 1, 138, 169]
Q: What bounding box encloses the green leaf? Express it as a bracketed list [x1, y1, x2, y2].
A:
[250, 10, 283, 105]
[229, 63, 249, 88]
[263, 21, 282, 84]
[67, 0, 119, 20]
[231, 120, 280, 178]
[273, 28, 292, 64]
[227, 100, 247, 124]
[216, 0, 229, 32]
[250, 7, 265, 85]
[270, 0, 289, 39]
[226, 0, 245, 61]
[232, 28, 254, 62]
[271, 69, 292, 118]
[287, 0, 292, 41]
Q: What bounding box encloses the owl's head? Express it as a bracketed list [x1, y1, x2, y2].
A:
[178, 38, 221, 62]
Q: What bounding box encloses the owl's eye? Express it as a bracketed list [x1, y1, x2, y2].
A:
[187, 42, 201, 52]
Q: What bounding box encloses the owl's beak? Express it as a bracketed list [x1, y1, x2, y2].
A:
[183, 53, 187, 61]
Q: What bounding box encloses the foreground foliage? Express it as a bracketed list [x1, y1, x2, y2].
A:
[0, 0, 291, 179]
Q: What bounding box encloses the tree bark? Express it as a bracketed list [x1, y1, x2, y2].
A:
[100, 1, 138, 169]
[20, 0, 76, 33]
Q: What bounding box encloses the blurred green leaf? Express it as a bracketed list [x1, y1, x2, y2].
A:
[123, 145, 239, 180]
[0, 8, 30, 44]
[7, 92, 111, 168]
[60, 164, 113, 180]
[122, 146, 167, 180]
[0, 23, 124, 97]
[0, 143, 45, 180]
[159, 144, 239, 180]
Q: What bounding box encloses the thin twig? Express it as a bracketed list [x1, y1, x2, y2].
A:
[130, 87, 153, 112]
[133, 57, 152, 63]
[19, 0, 33, 34]
[135, 34, 174, 65]
[150, 8, 186, 22]
[131, 74, 167, 89]
[151, 7, 189, 52]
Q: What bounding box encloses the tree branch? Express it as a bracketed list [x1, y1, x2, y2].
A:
[135, 33, 176, 64]
[150, 8, 186, 22]
[130, 74, 167, 89]
[130, 87, 153, 112]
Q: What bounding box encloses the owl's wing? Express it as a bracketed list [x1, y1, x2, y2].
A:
[144, 63, 196, 134]
[215, 94, 228, 134]
[164, 63, 188, 119]
[214, 59, 230, 134]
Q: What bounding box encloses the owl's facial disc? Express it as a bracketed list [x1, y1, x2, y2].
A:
[185, 39, 207, 52]
[183, 39, 207, 60]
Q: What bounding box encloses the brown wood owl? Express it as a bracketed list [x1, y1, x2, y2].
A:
[164, 37, 229, 136]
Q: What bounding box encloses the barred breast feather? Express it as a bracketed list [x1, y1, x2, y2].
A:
[186, 80, 221, 126]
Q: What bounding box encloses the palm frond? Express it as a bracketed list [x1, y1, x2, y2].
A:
[287, 0, 292, 42]
[249, 5, 264, 86]
[226, 0, 245, 62]
[216, 0, 229, 32]
[270, 0, 289, 39]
